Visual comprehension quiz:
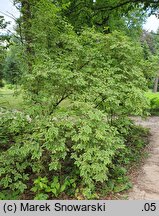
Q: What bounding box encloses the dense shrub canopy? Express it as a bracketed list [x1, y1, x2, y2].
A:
[23, 29, 149, 117]
[0, 0, 158, 199]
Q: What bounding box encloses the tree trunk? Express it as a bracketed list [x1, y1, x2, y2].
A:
[20, 0, 34, 72]
[153, 73, 159, 93]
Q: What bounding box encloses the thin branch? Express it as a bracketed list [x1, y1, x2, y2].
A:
[6, 29, 20, 40]
[95, 96, 107, 109]
[54, 94, 70, 108]
[0, 11, 24, 45]
[94, 0, 159, 12]
[150, 32, 159, 35]
[6, 11, 18, 20]
[64, 1, 91, 16]
[94, 0, 140, 11]
[49, 93, 71, 115]
[64, 0, 159, 22]
[78, 60, 90, 71]
[0, 11, 16, 21]
[15, 15, 24, 45]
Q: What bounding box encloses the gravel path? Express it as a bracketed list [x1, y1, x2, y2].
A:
[128, 116, 159, 200]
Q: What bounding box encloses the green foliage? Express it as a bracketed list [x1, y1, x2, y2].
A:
[3, 42, 23, 85]
[145, 91, 159, 115]
[54, 0, 147, 35]
[0, 103, 125, 198]
[97, 119, 149, 197]
[0, 0, 153, 200]
[0, 44, 6, 87]
[0, 190, 20, 200]
[112, 118, 149, 165]
[22, 29, 149, 119]
[12, 1, 150, 118]
[0, 100, 149, 199]
[0, 16, 10, 87]
[109, 167, 132, 193]
[31, 176, 76, 199]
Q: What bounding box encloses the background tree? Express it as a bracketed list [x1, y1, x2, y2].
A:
[3, 39, 23, 85]
[141, 29, 159, 92]
[53, 0, 156, 33]
[0, 16, 10, 87]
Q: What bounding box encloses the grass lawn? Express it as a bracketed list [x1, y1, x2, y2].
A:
[0, 86, 24, 111]
[0, 85, 70, 111]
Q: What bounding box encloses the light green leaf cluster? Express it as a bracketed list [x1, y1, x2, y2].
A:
[0, 103, 124, 195]
[23, 28, 149, 118]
